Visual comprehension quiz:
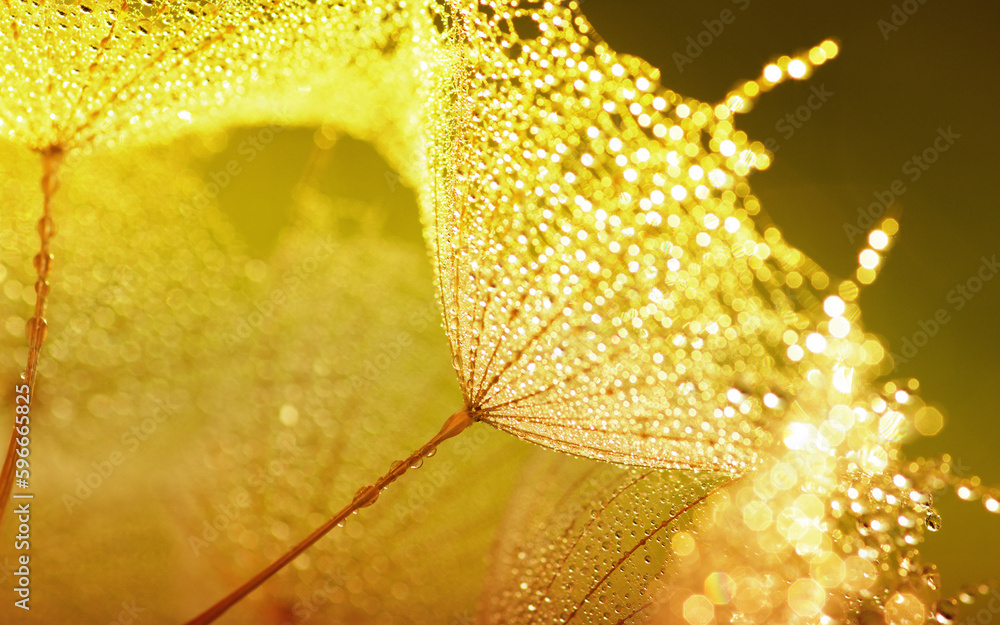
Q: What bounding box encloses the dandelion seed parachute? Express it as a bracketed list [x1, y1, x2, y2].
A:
[428, 6, 853, 475]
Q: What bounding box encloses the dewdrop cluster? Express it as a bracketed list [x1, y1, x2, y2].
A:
[428, 5, 857, 477]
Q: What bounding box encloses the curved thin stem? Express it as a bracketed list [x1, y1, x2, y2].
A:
[0, 147, 63, 525]
[183, 408, 476, 625]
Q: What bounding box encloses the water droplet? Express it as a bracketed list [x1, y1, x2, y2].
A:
[354, 485, 378, 508]
[33, 252, 53, 276]
[956, 480, 980, 501]
[857, 515, 877, 536]
[984, 495, 1000, 513]
[921, 564, 940, 590]
[957, 586, 976, 605]
[410, 458, 424, 469]
[926, 512, 942, 532]
[425, 448, 437, 458]
[934, 599, 958, 624]
[37, 215, 56, 239]
[24, 317, 48, 343]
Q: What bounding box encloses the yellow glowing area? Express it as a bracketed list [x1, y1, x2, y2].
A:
[884, 592, 927, 625]
[810, 553, 846, 588]
[859, 249, 880, 269]
[805, 332, 828, 353]
[783, 422, 814, 450]
[683, 594, 716, 625]
[857, 266, 878, 284]
[807, 47, 827, 65]
[0, 2, 993, 625]
[869, 229, 890, 250]
[823, 295, 846, 317]
[703, 572, 735, 605]
[787, 59, 808, 78]
[829, 316, 851, 338]
[787, 579, 825, 617]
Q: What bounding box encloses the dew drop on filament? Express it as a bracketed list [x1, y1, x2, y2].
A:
[925, 512, 942, 532]
[24, 316, 48, 342]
